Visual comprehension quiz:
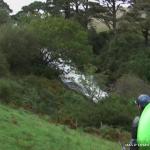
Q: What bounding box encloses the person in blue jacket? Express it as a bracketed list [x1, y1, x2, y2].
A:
[130, 94, 150, 150]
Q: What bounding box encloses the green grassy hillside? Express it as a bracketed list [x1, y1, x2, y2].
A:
[89, 18, 109, 33]
[0, 104, 121, 150]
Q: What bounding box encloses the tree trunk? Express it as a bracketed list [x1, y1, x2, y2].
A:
[75, 1, 79, 13]
[112, 0, 117, 32]
[142, 28, 149, 46]
[85, 0, 88, 12]
[64, 1, 70, 19]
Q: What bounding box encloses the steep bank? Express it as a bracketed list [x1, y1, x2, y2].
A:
[0, 104, 121, 150]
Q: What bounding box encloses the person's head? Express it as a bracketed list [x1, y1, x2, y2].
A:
[136, 94, 150, 111]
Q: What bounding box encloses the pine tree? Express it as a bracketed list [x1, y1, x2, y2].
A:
[131, 0, 150, 45]
[0, 0, 12, 13]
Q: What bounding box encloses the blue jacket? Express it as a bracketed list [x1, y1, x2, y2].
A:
[130, 116, 140, 150]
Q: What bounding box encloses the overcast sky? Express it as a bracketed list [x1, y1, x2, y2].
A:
[4, 0, 46, 14]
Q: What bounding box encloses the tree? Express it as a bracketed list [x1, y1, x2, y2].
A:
[13, 1, 46, 20]
[46, 0, 72, 18]
[45, 0, 60, 16]
[0, 51, 9, 77]
[99, 0, 129, 32]
[0, 25, 41, 74]
[46, 0, 101, 27]
[72, 0, 81, 13]
[0, 0, 12, 13]
[29, 17, 93, 69]
[21, 1, 46, 15]
[132, 0, 150, 45]
[121, 0, 150, 45]
[79, 0, 101, 27]
[0, 9, 10, 25]
[0, 0, 12, 25]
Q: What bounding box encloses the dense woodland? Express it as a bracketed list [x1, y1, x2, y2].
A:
[0, 0, 150, 133]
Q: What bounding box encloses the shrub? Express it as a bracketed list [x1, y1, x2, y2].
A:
[128, 50, 150, 81]
[95, 32, 144, 82]
[0, 51, 9, 77]
[0, 79, 22, 103]
[0, 76, 92, 123]
[99, 125, 130, 143]
[0, 25, 41, 74]
[29, 17, 93, 67]
[114, 74, 150, 99]
[0, 77, 57, 115]
[0, 76, 136, 130]
[0, 9, 10, 25]
[82, 95, 137, 130]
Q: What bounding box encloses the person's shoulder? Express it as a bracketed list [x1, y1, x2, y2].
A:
[132, 116, 140, 127]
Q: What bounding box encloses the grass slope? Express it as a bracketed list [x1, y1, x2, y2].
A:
[89, 18, 109, 33]
[0, 104, 121, 150]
